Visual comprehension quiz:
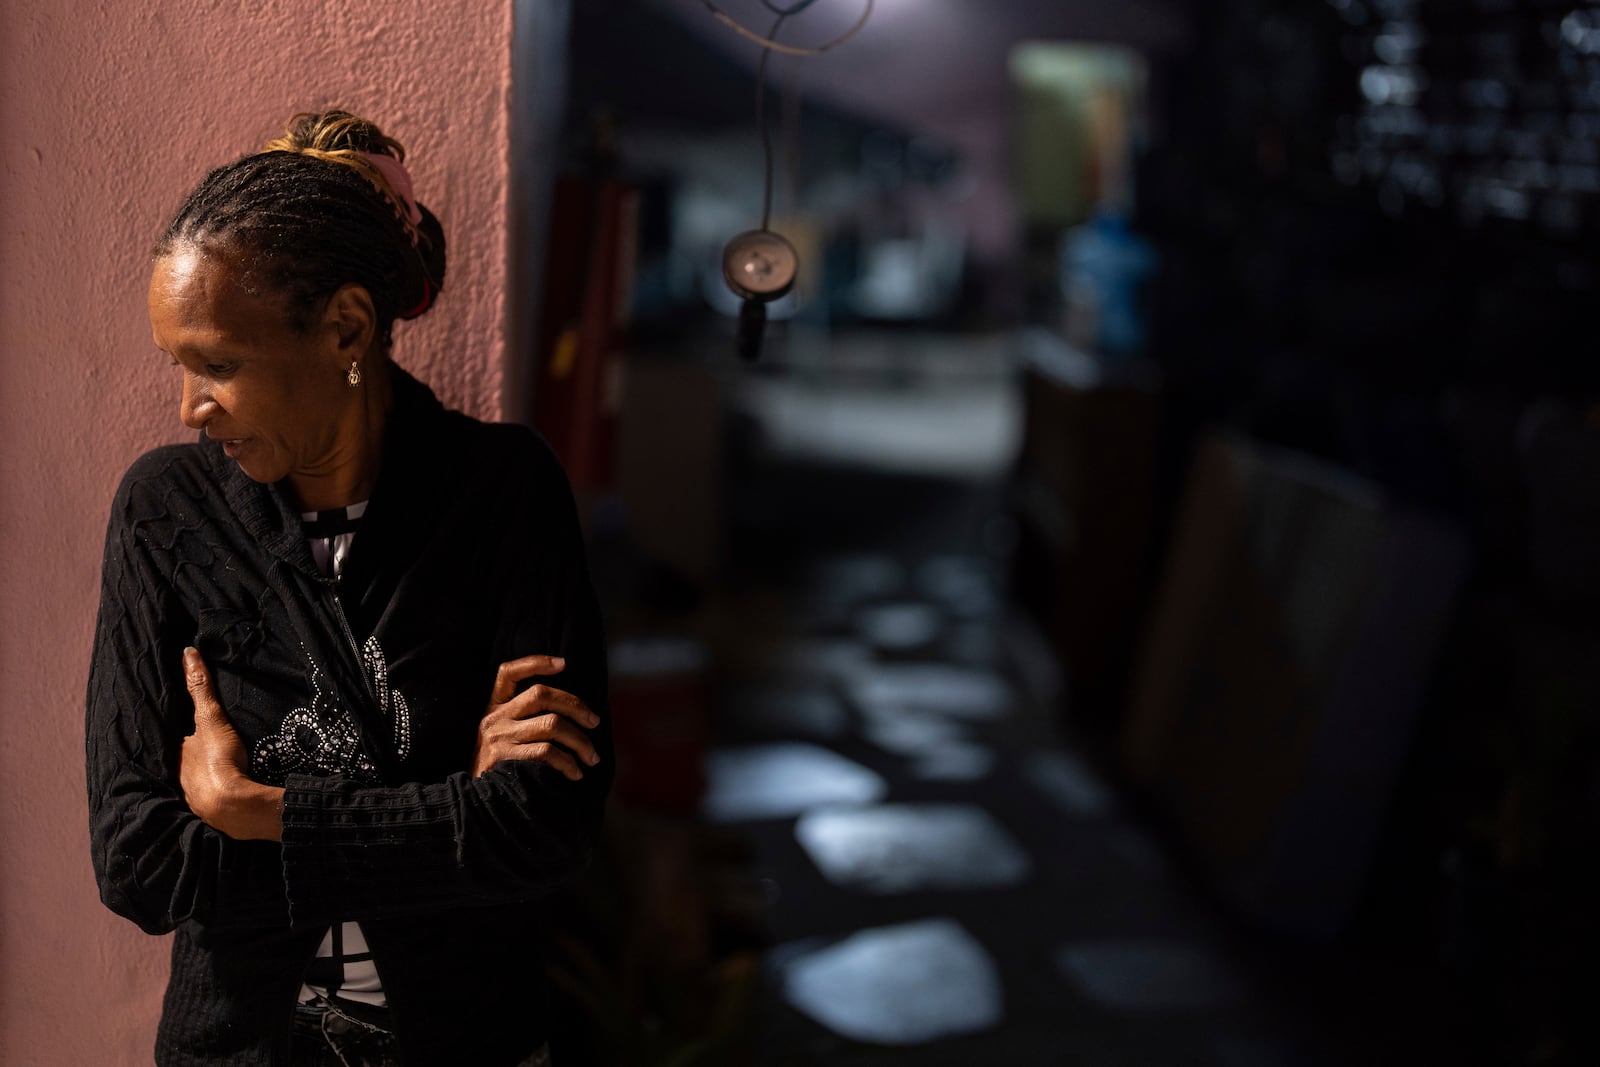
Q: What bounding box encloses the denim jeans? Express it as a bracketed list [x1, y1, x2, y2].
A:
[290, 997, 398, 1067]
[289, 997, 551, 1067]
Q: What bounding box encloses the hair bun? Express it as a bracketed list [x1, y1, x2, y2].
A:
[266, 110, 405, 161]
[264, 109, 447, 320]
[159, 108, 450, 347]
[399, 203, 448, 320]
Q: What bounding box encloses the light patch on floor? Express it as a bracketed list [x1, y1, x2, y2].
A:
[910, 744, 997, 781]
[943, 621, 1000, 666]
[702, 743, 888, 822]
[807, 554, 906, 602]
[856, 601, 945, 652]
[1003, 613, 1065, 704]
[845, 663, 1013, 720]
[915, 555, 1002, 620]
[857, 707, 997, 780]
[782, 918, 1004, 1044]
[793, 555, 908, 630]
[859, 707, 968, 756]
[740, 378, 1022, 478]
[795, 803, 1030, 893]
[1023, 750, 1115, 818]
[1056, 939, 1252, 1013]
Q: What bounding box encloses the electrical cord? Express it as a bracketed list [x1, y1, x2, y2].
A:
[698, 0, 873, 58]
[761, 0, 823, 15]
[755, 11, 785, 230]
[712, 0, 872, 360]
[728, 0, 872, 228]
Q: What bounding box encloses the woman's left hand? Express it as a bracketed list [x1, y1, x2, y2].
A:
[179, 647, 283, 841]
[472, 654, 601, 779]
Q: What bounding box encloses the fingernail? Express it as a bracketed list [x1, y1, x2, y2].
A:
[586, 751, 600, 765]
[587, 714, 600, 727]
[183, 647, 200, 670]
[553, 656, 567, 667]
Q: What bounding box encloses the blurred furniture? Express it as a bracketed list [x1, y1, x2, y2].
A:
[616, 355, 724, 590]
[1011, 329, 1161, 732]
[1122, 433, 1469, 941]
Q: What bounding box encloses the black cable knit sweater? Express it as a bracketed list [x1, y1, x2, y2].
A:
[86, 368, 611, 1066]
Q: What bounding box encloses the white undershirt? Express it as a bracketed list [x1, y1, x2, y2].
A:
[296, 501, 385, 1008]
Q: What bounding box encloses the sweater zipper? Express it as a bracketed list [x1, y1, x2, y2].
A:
[326, 580, 378, 709]
[325, 580, 397, 778]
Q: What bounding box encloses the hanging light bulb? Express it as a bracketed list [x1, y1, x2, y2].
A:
[723, 229, 799, 361]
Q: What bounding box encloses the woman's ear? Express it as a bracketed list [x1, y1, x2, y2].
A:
[320, 284, 377, 364]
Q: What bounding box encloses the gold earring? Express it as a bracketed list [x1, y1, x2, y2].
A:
[347, 361, 362, 387]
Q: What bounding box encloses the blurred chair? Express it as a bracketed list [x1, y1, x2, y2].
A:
[1122, 433, 1469, 941]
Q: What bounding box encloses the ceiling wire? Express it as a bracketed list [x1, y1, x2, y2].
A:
[711, 0, 874, 231]
[761, 0, 823, 15]
[755, 12, 786, 230]
[698, 0, 874, 57]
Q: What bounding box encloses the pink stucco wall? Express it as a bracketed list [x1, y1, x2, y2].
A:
[0, 2, 515, 1062]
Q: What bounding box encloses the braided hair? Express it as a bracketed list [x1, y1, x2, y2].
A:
[154, 110, 447, 351]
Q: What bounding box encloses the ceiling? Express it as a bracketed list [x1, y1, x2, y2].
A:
[567, 1, 1189, 260]
[646, 0, 1187, 148]
[642, 1, 1189, 257]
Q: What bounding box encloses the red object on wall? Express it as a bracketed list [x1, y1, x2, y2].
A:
[607, 637, 710, 814]
[533, 175, 639, 492]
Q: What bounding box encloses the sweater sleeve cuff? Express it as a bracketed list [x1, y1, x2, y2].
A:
[280, 774, 333, 931]
[279, 772, 475, 928]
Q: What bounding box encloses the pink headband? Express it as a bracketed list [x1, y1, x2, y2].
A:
[362, 152, 423, 229]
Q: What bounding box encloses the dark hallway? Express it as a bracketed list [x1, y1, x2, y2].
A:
[534, 1, 1600, 1064]
[554, 325, 1478, 1065]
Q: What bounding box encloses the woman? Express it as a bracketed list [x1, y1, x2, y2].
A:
[86, 111, 611, 1066]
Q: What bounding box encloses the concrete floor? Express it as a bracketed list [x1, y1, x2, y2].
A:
[687, 330, 1469, 1066]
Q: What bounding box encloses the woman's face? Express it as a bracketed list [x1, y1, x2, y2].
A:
[148, 248, 362, 488]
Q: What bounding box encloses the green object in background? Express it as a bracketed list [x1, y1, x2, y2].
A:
[1009, 42, 1147, 229]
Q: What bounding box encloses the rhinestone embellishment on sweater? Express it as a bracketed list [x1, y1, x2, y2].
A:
[250, 638, 413, 784]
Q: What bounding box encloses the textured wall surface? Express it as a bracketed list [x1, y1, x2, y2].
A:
[0, 2, 513, 1061]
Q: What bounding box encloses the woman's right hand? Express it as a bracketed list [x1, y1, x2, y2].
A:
[472, 654, 601, 780]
